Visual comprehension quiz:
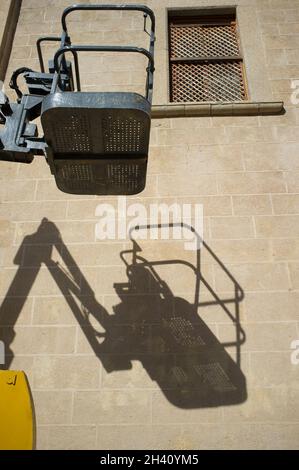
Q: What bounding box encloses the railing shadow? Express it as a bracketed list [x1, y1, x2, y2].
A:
[0, 218, 247, 408]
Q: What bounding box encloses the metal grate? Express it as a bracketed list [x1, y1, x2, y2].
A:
[170, 24, 240, 59]
[171, 61, 246, 102]
[169, 14, 247, 102]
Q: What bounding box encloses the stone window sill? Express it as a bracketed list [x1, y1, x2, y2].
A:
[152, 101, 284, 119]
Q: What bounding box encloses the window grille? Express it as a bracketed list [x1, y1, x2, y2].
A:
[169, 13, 247, 102]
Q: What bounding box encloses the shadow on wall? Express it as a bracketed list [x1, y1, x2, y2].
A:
[0, 218, 247, 408]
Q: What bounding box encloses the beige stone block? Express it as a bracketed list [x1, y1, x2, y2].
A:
[210, 216, 254, 239]
[244, 291, 299, 321]
[215, 262, 290, 292]
[250, 352, 298, 388]
[171, 117, 212, 129]
[0, 296, 33, 325]
[267, 66, 299, 81]
[32, 296, 80, 325]
[272, 238, 299, 260]
[148, 145, 188, 175]
[217, 172, 286, 194]
[208, 239, 272, 264]
[10, 45, 32, 60]
[271, 79, 293, 94]
[157, 174, 217, 197]
[154, 262, 214, 296]
[275, 126, 299, 143]
[272, 194, 299, 214]
[15, 158, 47, 180]
[285, 171, 299, 192]
[255, 215, 299, 238]
[12, 34, 30, 47]
[0, 162, 18, 179]
[264, 35, 299, 49]
[61, 243, 125, 267]
[73, 390, 151, 424]
[261, 24, 279, 35]
[177, 196, 232, 216]
[152, 391, 222, 424]
[20, 8, 45, 24]
[16, 21, 48, 35]
[232, 195, 272, 215]
[270, 0, 299, 8]
[286, 49, 299, 64]
[1, 201, 67, 222]
[0, 220, 14, 247]
[99, 56, 146, 74]
[276, 143, 299, 171]
[211, 422, 299, 449]
[15, 220, 96, 245]
[187, 145, 244, 173]
[225, 127, 266, 144]
[35, 179, 93, 201]
[33, 391, 72, 425]
[156, 128, 228, 146]
[259, 10, 285, 23]
[67, 198, 121, 219]
[102, 360, 157, 390]
[33, 355, 101, 390]
[1, 325, 76, 354]
[223, 387, 299, 422]
[37, 425, 97, 450]
[96, 424, 183, 450]
[266, 49, 287, 66]
[3, 180, 36, 202]
[288, 262, 299, 288]
[284, 8, 299, 22]
[218, 321, 295, 352]
[242, 143, 280, 171]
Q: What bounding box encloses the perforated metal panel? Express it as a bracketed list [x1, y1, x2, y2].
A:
[169, 14, 247, 102]
[102, 117, 144, 153]
[60, 163, 93, 191]
[107, 161, 142, 193]
[52, 114, 92, 153]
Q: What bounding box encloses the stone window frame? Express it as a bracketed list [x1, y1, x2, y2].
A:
[152, 4, 281, 117]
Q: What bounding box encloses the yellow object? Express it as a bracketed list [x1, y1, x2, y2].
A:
[0, 371, 34, 450]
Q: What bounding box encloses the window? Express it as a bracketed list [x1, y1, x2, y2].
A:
[168, 10, 247, 103]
